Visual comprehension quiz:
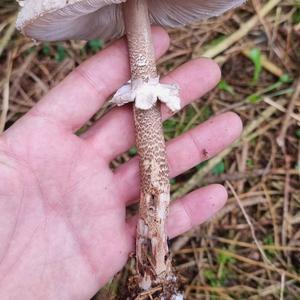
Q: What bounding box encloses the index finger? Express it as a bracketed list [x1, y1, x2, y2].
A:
[28, 27, 170, 131]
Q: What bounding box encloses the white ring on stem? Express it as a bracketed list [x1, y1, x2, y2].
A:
[111, 77, 181, 112]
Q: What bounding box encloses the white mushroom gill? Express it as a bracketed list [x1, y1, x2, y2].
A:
[149, 0, 245, 27]
[17, 0, 245, 41]
[16, 0, 126, 41]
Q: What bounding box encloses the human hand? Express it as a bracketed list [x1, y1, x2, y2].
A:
[0, 28, 242, 299]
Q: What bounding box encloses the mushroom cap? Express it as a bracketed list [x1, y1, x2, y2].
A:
[17, 0, 245, 41]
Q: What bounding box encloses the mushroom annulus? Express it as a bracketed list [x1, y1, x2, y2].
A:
[16, 0, 245, 298]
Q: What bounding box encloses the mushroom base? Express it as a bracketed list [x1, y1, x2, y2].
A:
[127, 272, 183, 300]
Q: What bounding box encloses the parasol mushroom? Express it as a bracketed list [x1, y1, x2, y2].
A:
[16, 0, 245, 298]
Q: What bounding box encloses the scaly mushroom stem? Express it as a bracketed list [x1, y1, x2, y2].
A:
[123, 0, 179, 296]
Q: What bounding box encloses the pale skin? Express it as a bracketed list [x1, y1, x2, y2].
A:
[0, 28, 243, 299]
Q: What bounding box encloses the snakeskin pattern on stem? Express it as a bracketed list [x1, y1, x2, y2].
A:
[123, 0, 178, 294]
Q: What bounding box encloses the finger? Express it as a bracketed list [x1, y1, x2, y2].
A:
[127, 184, 227, 239]
[28, 27, 170, 131]
[81, 58, 221, 161]
[116, 112, 242, 204]
[167, 184, 227, 238]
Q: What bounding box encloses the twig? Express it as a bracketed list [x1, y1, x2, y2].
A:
[0, 55, 12, 133]
[263, 97, 300, 123]
[262, 183, 280, 247]
[189, 285, 256, 293]
[196, 168, 296, 186]
[0, 15, 16, 57]
[251, 0, 272, 42]
[206, 236, 300, 252]
[193, 0, 281, 59]
[276, 78, 300, 149]
[226, 181, 273, 266]
[280, 273, 285, 300]
[282, 156, 291, 252]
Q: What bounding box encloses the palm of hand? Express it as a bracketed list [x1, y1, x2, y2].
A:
[0, 28, 242, 299]
[0, 118, 132, 299]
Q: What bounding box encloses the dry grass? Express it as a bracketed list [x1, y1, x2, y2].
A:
[1, 0, 300, 299]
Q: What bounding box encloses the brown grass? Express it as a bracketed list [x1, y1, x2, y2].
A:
[1, 0, 300, 299]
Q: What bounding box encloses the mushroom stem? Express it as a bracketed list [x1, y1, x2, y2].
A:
[123, 0, 179, 296]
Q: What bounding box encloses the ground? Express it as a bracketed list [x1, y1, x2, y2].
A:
[0, 0, 300, 299]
